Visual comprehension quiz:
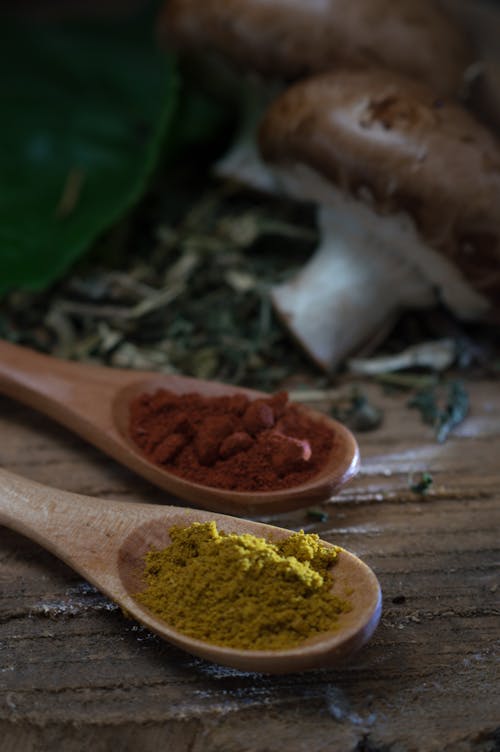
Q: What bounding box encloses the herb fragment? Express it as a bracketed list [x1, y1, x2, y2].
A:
[332, 388, 383, 432]
[410, 472, 433, 494]
[306, 508, 329, 522]
[408, 380, 469, 443]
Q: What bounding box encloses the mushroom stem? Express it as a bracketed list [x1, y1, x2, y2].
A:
[271, 202, 436, 372]
[214, 77, 281, 193]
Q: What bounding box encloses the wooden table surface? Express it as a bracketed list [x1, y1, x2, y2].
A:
[0, 379, 498, 752]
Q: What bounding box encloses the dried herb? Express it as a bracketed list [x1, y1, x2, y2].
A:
[331, 388, 383, 432]
[306, 508, 329, 522]
[408, 380, 469, 443]
[410, 472, 433, 494]
[0, 179, 319, 391]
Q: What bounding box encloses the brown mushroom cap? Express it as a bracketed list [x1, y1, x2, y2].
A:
[159, 0, 472, 96]
[258, 68, 500, 312]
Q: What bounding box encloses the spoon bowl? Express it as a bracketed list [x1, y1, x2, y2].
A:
[0, 340, 359, 514]
[0, 469, 381, 673]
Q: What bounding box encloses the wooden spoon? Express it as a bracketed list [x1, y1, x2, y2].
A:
[0, 468, 381, 674]
[0, 340, 359, 514]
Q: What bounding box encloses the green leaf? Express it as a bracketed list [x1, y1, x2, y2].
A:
[0, 10, 178, 294]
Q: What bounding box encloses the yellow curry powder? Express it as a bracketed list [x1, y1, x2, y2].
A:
[136, 521, 351, 650]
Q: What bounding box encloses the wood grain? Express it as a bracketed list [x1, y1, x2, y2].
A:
[0, 381, 499, 752]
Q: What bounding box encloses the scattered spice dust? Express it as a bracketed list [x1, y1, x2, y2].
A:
[136, 521, 351, 650]
[128, 389, 334, 491]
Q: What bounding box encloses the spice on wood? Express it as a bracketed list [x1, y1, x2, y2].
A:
[128, 389, 334, 491]
[136, 521, 351, 650]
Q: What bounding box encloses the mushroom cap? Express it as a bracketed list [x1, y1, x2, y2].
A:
[159, 0, 471, 96]
[258, 68, 500, 313]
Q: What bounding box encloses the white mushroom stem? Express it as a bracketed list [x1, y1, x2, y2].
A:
[213, 77, 282, 193]
[272, 204, 436, 371]
[270, 165, 489, 371]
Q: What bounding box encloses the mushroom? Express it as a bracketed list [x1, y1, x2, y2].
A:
[158, 0, 472, 191]
[258, 68, 500, 370]
[160, 0, 471, 91]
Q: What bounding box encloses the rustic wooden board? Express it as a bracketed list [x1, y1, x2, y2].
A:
[0, 381, 499, 752]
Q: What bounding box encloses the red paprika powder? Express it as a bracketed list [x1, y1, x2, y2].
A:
[128, 389, 334, 492]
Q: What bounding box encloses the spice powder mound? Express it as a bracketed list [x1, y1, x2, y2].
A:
[128, 389, 334, 492]
[136, 521, 351, 650]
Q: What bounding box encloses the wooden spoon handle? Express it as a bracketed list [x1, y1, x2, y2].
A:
[0, 468, 169, 595]
[0, 339, 136, 429]
[0, 468, 118, 557]
[0, 338, 76, 400]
